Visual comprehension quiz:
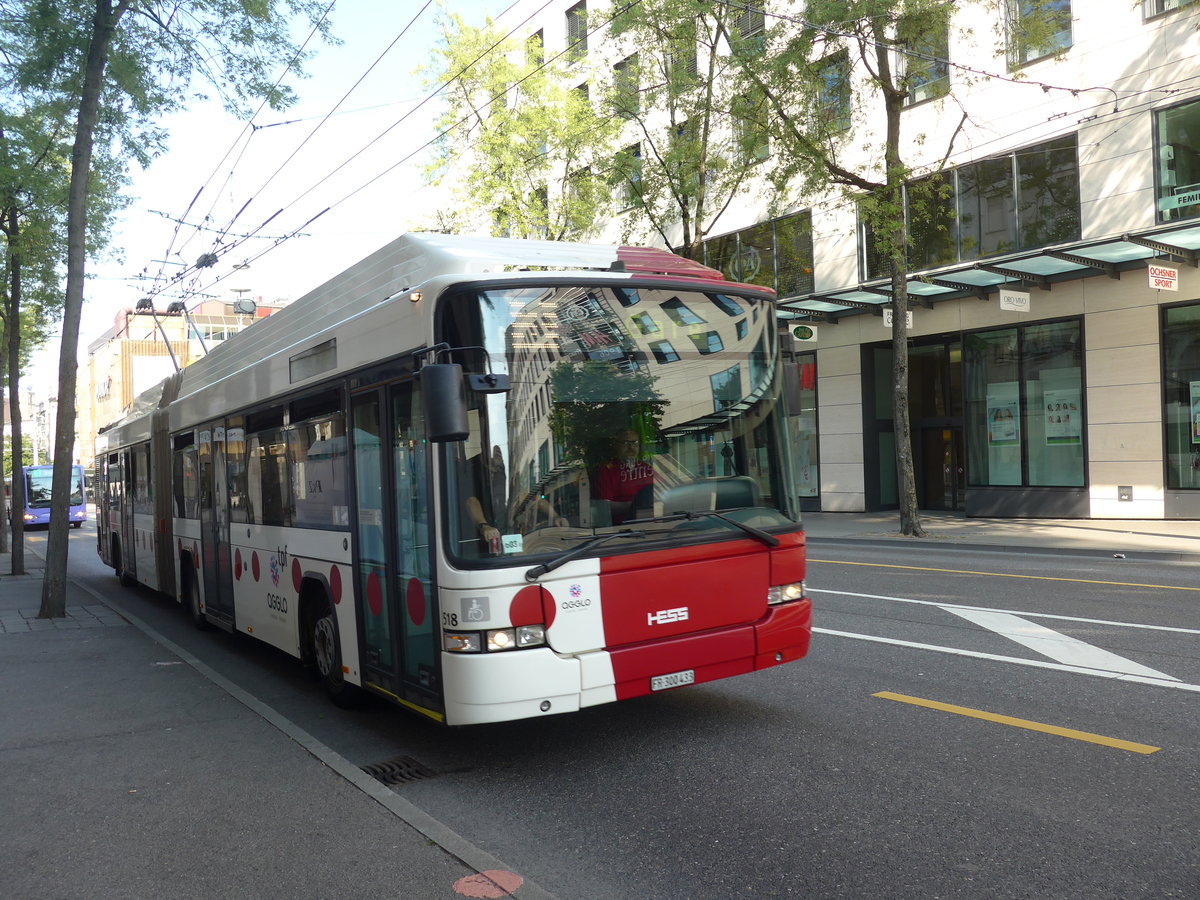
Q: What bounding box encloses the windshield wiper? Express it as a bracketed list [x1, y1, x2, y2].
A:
[624, 509, 780, 548]
[524, 529, 645, 582]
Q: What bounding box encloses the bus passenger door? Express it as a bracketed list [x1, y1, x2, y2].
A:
[198, 423, 235, 623]
[351, 381, 440, 710]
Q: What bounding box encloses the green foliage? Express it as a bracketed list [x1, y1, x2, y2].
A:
[425, 9, 619, 241]
[3, 436, 35, 472]
[604, 0, 771, 257]
[547, 360, 665, 471]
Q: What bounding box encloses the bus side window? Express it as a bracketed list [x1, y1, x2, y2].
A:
[248, 427, 291, 527]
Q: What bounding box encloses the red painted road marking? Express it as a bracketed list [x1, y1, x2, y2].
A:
[452, 869, 523, 898]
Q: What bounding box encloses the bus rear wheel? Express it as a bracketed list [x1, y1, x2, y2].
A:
[182, 562, 209, 630]
[113, 539, 135, 588]
[311, 597, 359, 709]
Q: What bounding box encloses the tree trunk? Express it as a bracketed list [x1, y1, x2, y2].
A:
[0, 321, 8, 556]
[40, 0, 126, 617]
[5, 217, 25, 572]
[877, 41, 925, 539]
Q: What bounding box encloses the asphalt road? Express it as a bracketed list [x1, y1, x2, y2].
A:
[51, 525, 1200, 899]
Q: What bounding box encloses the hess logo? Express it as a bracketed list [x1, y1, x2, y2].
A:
[647, 606, 689, 626]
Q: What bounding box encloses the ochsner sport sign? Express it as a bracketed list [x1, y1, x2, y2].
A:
[1149, 263, 1179, 291]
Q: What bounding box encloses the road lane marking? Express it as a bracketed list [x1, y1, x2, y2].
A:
[808, 558, 1200, 592]
[814, 627, 1200, 693]
[812, 588, 1200, 635]
[943, 608, 1180, 681]
[874, 691, 1161, 755]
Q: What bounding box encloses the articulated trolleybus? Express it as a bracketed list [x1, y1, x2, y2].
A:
[97, 234, 811, 725]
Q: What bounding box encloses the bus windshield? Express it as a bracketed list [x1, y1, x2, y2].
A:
[25, 466, 84, 508]
[440, 283, 799, 563]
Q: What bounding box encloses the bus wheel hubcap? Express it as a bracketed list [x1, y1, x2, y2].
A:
[314, 616, 335, 676]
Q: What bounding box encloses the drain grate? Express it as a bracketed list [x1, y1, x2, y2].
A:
[361, 755, 437, 786]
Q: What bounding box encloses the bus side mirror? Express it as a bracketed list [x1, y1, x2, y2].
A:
[422, 364, 470, 442]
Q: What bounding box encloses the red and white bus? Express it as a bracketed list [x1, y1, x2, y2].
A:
[96, 233, 811, 725]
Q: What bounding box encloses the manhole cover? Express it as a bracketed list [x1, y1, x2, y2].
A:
[361, 755, 437, 786]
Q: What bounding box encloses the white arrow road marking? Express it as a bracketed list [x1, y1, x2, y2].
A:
[943, 608, 1180, 681]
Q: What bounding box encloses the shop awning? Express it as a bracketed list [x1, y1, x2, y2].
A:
[777, 220, 1200, 322]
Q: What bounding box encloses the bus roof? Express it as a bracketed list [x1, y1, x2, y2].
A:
[99, 234, 758, 440]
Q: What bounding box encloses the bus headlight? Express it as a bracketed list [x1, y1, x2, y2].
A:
[487, 628, 516, 652]
[767, 581, 806, 605]
[444, 632, 481, 653]
[515, 624, 546, 647]
[445, 625, 548, 653]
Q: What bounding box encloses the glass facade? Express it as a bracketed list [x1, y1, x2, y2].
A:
[861, 136, 1080, 280]
[964, 319, 1084, 488]
[1163, 301, 1200, 491]
[702, 212, 815, 300]
[1156, 97, 1200, 223]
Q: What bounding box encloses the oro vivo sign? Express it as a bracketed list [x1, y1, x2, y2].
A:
[1149, 263, 1179, 291]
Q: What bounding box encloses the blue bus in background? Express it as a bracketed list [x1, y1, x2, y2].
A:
[21, 464, 88, 528]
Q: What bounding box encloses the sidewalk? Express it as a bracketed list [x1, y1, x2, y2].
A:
[0, 544, 547, 899]
[802, 510, 1200, 560]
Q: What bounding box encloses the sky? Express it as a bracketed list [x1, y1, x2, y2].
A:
[28, 0, 516, 398]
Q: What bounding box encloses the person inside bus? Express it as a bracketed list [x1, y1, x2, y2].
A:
[467, 446, 568, 553]
[592, 428, 654, 525]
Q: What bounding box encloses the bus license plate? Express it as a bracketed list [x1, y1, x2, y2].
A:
[651, 669, 695, 692]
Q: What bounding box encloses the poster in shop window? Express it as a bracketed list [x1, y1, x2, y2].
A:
[1044, 388, 1082, 445]
[986, 385, 1020, 447]
[1192, 381, 1200, 444]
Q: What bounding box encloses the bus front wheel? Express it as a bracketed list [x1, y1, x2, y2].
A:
[311, 596, 359, 709]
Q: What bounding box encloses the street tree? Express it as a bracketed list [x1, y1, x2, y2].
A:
[0, 99, 121, 568]
[726, 0, 984, 537]
[0, 0, 332, 617]
[426, 11, 619, 240]
[604, 0, 775, 259]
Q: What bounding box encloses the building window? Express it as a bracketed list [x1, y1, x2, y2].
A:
[1006, 0, 1072, 69]
[566, 2, 587, 63]
[630, 312, 659, 334]
[649, 340, 680, 363]
[527, 29, 544, 66]
[899, 15, 949, 105]
[861, 135, 1080, 280]
[711, 294, 744, 317]
[613, 54, 639, 118]
[660, 297, 705, 326]
[730, 3, 765, 40]
[690, 331, 724, 354]
[711, 364, 741, 411]
[816, 50, 851, 131]
[732, 93, 770, 164]
[702, 211, 815, 299]
[666, 17, 698, 87]
[1163, 301, 1200, 491]
[1144, 0, 1198, 17]
[614, 143, 643, 210]
[964, 319, 1084, 489]
[1156, 98, 1200, 223]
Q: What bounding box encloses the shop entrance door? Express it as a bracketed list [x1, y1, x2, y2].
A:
[919, 426, 965, 510]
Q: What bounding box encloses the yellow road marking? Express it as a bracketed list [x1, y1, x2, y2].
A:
[809, 558, 1200, 592]
[874, 691, 1160, 754]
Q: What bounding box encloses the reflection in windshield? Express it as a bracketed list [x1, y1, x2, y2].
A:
[440, 284, 799, 563]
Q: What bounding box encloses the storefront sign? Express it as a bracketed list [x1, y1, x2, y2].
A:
[882, 308, 913, 329]
[792, 324, 818, 342]
[999, 289, 1030, 312]
[1149, 263, 1179, 291]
